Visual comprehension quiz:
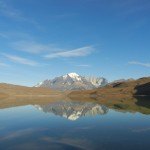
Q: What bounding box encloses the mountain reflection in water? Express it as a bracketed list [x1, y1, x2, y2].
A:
[0, 99, 150, 150]
[35, 101, 108, 120]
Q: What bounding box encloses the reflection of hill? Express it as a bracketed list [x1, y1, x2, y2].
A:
[134, 96, 150, 109]
[35, 101, 108, 120]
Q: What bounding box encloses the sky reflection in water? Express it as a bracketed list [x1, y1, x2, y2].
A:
[0, 100, 150, 150]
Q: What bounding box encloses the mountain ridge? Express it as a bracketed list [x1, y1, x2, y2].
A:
[35, 72, 108, 91]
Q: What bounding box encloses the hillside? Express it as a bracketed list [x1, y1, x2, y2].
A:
[69, 77, 150, 99]
[0, 77, 149, 114]
[0, 83, 63, 99]
[69, 77, 150, 114]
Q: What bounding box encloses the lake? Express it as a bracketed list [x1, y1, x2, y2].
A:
[0, 100, 150, 150]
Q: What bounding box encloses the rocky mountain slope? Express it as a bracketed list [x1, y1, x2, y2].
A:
[85, 76, 108, 87]
[35, 73, 108, 91]
[69, 77, 150, 100]
[68, 77, 150, 114]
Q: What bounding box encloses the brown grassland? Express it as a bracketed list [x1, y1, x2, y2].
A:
[0, 77, 149, 114]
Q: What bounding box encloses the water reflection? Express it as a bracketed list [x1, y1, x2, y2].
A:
[0, 100, 150, 150]
[35, 101, 108, 121]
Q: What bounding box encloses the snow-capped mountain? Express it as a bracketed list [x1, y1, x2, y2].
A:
[34, 101, 108, 121]
[35, 73, 108, 91]
[85, 76, 108, 87]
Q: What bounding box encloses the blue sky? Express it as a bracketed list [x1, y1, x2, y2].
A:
[0, 0, 150, 86]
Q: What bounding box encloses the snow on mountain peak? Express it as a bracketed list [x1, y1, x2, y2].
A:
[68, 73, 81, 81]
[63, 72, 81, 81]
[34, 81, 43, 87]
[68, 72, 79, 77]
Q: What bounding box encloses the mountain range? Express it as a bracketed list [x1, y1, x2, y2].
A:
[34, 101, 108, 121]
[35, 73, 108, 91]
[0, 77, 149, 114]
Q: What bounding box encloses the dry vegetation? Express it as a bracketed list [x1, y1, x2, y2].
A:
[0, 83, 63, 98]
[0, 77, 149, 114]
[69, 77, 150, 114]
[0, 83, 67, 109]
[69, 77, 150, 100]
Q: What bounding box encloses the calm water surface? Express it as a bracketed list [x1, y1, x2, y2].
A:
[0, 100, 150, 150]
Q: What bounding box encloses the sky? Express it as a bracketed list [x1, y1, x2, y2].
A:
[0, 0, 150, 86]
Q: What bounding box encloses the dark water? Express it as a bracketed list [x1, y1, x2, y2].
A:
[0, 100, 150, 150]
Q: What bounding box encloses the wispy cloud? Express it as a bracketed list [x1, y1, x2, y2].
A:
[76, 64, 91, 67]
[0, 32, 9, 38]
[12, 41, 61, 54]
[0, 31, 34, 40]
[0, 62, 9, 67]
[0, 0, 40, 28]
[3, 54, 38, 66]
[0, 128, 48, 141]
[0, 0, 24, 20]
[129, 61, 150, 68]
[44, 46, 94, 59]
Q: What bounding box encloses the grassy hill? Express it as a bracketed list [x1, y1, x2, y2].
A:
[69, 77, 150, 114]
[0, 77, 149, 114]
[0, 83, 63, 98]
[69, 77, 150, 99]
